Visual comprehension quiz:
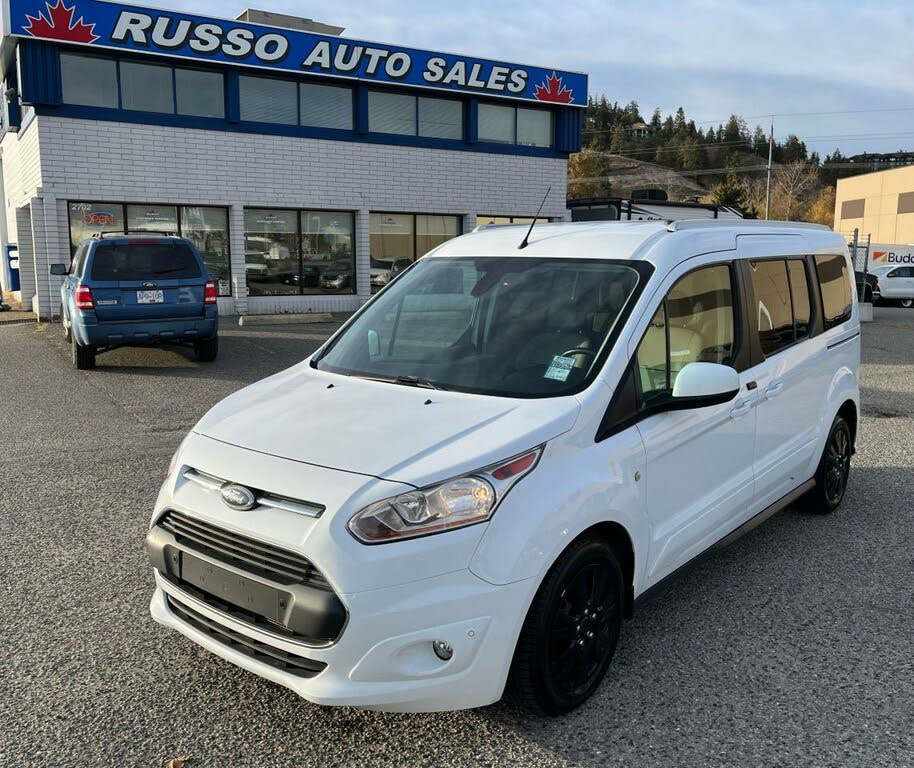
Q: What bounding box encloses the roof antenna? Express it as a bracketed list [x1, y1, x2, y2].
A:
[518, 187, 551, 250]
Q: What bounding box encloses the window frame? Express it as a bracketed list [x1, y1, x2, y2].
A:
[243, 206, 357, 297]
[477, 100, 554, 148]
[66, 200, 232, 295]
[596, 259, 747, 442]
[369, 211, 464, 267]
[813, 253, 854, 331]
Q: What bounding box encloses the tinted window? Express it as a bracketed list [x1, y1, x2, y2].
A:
[635, 264, 735, 400]
[120, 61, 174, 113]
[368, 91, 416, 135]
[815, 254, 853, 328]
[176, 68, 224, 118]
[90, 243, 201, 281]
[788, 259, 811, 338]
[750, 260, 793, 356]
[239, 76, 297, 124]
[299, 83, 352, 129]
[182, 206, 231, 295]
[68, 202, 126, 257]
[517, 108, 552, 147]
[418, 97, 462, 139]
[244, 209, 299, 295]
[60, 53, 118, 108]
[478, 104, 515, 144]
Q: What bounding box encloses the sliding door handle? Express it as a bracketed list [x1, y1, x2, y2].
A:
[765, 382, 784, 399]
[730, 400, 752, 418]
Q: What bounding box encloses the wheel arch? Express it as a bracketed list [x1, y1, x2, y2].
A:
[572, 521, 636, 619]
[837, 398, 858, 452]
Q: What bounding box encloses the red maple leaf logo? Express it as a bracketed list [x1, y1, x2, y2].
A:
[533, 72, 574, 104]
[23, 0, 98, 44]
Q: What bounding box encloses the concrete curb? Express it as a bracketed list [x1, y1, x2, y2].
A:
[236, 313, 334, 327]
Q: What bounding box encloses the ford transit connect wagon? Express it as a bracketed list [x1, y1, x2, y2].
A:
[51, 233, 219, 369]
[147, 220, 859, 715]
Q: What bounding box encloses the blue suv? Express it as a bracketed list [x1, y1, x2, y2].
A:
[51, 233, 219, 369]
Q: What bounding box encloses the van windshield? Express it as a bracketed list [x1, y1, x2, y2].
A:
[314, 256, 648, 397]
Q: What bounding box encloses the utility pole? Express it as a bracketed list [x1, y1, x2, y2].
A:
[764, 116, 774, 220]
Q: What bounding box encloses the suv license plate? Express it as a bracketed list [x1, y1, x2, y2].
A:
[137, 290, 164, 304]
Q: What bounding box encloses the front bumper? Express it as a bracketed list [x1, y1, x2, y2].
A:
[151, 566, 535, 712]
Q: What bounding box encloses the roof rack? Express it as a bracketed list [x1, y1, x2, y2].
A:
[90, 230, 178, 238]
[666, 219, 831, 233]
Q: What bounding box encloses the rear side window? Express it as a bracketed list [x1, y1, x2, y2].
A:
[749, 258, 814, 357]
[788, 260, 811, 337]
[636, 263, 735, 402]
[815, 254, 853, 329]
[90, 243, 201, 281]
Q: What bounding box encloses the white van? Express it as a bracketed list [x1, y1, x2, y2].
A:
[147, 220, 860, 715]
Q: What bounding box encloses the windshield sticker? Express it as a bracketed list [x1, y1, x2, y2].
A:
[544, 355, 575, 382]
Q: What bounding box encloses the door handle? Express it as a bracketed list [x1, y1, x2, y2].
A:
[765, 382, 784, 399]
[730, 400, 752, 418]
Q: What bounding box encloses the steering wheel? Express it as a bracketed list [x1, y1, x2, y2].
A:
[560, 347, 597, 362]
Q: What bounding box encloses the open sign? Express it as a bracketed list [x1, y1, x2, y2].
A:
[82, 211, 116, 227]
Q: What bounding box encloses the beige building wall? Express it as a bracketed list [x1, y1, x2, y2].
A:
[834, 165, 914, 244]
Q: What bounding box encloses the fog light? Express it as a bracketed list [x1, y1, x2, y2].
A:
[432, 640, 453, 661]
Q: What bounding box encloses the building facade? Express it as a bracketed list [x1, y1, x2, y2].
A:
[834, 165, 914, 250]
[0, 0, 586, 316]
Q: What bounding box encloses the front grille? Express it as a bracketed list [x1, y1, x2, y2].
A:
[158, 510, 330, 589]
[166, 595, 327, 678]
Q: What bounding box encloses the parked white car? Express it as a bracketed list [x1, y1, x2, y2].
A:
[370, 257, 412, 288]
[870, 264, 914, 308]
[147, 219, 860, 715]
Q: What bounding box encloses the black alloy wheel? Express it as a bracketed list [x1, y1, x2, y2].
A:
[508, 538, 623, 715]
[806, 415, 852, 514]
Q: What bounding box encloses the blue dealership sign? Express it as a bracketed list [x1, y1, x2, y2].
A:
[6, 0, 587, 106]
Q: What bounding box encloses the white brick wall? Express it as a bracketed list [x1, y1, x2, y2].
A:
[0, 117, 43, 296]
[12, 114, 568, 315]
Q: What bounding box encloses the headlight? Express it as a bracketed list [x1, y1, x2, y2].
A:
[347, 446, 543, 544]
[168, 434, 190, 477]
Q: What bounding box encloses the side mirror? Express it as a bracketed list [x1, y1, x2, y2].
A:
[49, 263, 69, 276]
[671, 362, 740, 408]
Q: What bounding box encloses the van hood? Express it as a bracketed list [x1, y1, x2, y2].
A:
[193, 364, 581, 488]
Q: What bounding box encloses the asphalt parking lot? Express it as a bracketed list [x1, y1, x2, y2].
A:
[2, 310, 913, 768]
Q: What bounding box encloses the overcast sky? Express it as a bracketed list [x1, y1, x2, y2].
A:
[158, 0, 914, 156]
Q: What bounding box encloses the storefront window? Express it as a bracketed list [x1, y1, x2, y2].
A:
[477, 215, 550, 225]
[244, 209, 299, 295]
[181, 206, 231, 296]
[301, 211, 355, 294]
[417, 215, 460, 255]
[67, 201, 126, 255]
[370, 213, 461, 292]
[126, 204, 178, 233]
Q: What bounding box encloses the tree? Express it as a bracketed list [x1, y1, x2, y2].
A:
[709, 175, 747, 208]
[567, 149, 614, 199]
[773, 160, 820, 221]
[805, 185, 837, 226]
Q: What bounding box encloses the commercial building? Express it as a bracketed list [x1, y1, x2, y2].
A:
[0, 0, 586, 316]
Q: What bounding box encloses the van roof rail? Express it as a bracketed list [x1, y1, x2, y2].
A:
[666, 219, 831, 233]
[91, 230, 178, 238]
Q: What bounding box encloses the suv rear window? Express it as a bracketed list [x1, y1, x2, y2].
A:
[90, 242, 201, 281]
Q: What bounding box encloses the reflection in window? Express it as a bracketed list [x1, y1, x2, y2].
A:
[301, 210, 355, 294]
[67, 201, 126, 255]
[788, 260, 811, 338]
[244, 209, 299, 295]
[417, 215, 459, 255]
[60, 53, 118, 109]
[370, 213, 415, 264]
[182, 206, 231, 295]
[120, 61, 174, 113]
[815, 254, 853, 328]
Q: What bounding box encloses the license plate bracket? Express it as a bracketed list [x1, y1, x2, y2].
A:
[180, 553, 286, 623]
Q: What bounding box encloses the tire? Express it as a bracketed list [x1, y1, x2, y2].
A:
[805, 415, 852, 514]
[507, 537, 624, 715]
[195, 335, 218, 362]
[61, 303, 71, 342]
[71, 334, 95, 370]
[898, 299, 913, 309]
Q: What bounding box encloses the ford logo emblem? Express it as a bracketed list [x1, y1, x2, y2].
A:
[220, 483, 257, 511]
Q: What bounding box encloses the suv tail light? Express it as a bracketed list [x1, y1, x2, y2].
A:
[204, 281, 217, 305]
[75, 284, 94, 310]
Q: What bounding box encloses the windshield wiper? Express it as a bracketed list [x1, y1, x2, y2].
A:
[395, 375, 449, 391]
